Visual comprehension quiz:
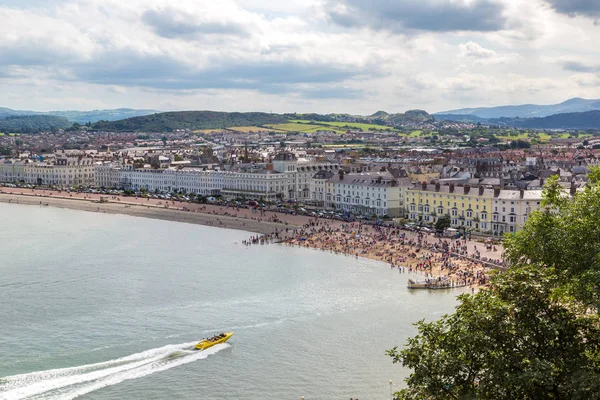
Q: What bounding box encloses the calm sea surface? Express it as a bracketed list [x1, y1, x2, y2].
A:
[0, 203, 463, 400]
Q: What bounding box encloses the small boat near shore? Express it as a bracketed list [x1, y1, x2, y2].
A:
[407, 277, 469, 290]
[195, 332, 234, 350]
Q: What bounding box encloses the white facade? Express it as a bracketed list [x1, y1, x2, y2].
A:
[324, 171, 403, 217]
[491, 190, 543, 234]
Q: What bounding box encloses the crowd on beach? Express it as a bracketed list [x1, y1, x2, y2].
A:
[282, 217, 503, 289]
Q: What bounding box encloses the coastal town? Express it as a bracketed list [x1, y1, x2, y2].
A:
[0, 124, 592, 237]
[0, 123, 585, 291]
[4, 0, 600, 397]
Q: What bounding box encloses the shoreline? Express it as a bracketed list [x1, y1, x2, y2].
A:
[1, 190, 504, 290]
[0, 193, 288, 236]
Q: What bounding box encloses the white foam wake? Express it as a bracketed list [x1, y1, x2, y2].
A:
[0, 341, 228, 400]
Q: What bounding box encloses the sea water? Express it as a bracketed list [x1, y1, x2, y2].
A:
[0, 203, 462, 399]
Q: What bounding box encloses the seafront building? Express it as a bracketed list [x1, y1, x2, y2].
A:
[0, 150, 583, 236]
[323, 170, 408, 217]
[0, 152, 95, 187]
[95, 152, 340, 203]
[406, 182, 545, 235]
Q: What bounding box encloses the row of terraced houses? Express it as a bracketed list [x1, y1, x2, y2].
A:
[1, 151, 579, 235]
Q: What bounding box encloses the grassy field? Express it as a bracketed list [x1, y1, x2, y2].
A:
[193, 129, 225, 134]
[264, 123, 345, 133]
[227, 126, 283, 133]
[289, 119, 398, 132]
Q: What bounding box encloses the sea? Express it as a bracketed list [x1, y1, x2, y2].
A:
[0, 203, 463, 400]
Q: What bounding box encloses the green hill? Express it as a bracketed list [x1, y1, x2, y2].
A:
[0, 115, 72, 133]
[509, 110, 600, 129]
[91, 111, 289, 132]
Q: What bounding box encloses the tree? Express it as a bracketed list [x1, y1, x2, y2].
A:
[435, 214, 451, 233]
[388, 172, 600, 399]
[161, 136, 168, 146]
[388, 266, 600, 400]
[504, 171, 600, 310]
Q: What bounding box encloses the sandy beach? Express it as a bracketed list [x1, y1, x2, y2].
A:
[0, 191, 288, 235]
[1, 188, 505, 287]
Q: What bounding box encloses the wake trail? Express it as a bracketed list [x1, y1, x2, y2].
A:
[0, 341, 228, 400]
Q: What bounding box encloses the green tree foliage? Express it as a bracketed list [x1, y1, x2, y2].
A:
[90, 111, 288, 132]
[0, 115, 72, 132]
[504, 172, 600, 309]
[435, 214, 451, 232]
[388, 172, 600, 399]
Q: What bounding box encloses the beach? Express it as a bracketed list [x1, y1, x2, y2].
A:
[0, 188, 505, 287]
[0, 190, 288, 235]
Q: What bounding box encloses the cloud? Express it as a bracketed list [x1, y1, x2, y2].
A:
[458, 41, 520, 65]
[544, 0, 600, 18]
[76, 60, 368, 92]
[0, 0, 599, 113]
[141, 6, 251, 39]
[0, 0, 380, 99]
[563, 61, 600, 73]
[325, 0, 508, 33]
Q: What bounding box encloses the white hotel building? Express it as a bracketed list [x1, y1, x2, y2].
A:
[324, 171, 406, 217]
[95, 152, 339, 202]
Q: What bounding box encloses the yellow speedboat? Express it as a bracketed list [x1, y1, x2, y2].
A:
[195, 332, 234, 350]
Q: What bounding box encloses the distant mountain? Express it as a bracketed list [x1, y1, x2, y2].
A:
[435, 114, 490, 123]
[0, 107, 158, 123]
[507, 110, 600, 130]
[0, 115, 72, 133]
[91, 111, 289, 132]
[0, 107, 38, 119]
[49, 108, 159, 124]
[436, 98, 600, 119]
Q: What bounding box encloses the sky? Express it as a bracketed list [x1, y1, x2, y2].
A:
[0, 0, 599, 114]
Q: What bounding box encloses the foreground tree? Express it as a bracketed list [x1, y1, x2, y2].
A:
[388, 266, 600, 399]
[504, 171, 600, 310]
[388, 172, 600, 399]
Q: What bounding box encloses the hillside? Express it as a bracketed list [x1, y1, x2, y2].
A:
[91, 111, 289, 132]
[0, 107, 159, 123]
[0, 107, 38, 119]
[0, 115, 72, 133]
[49, 108, 159, 124]
[435, 114, 490, 123]
[437, 98, 600, 119]
[508, 110, 600, 129]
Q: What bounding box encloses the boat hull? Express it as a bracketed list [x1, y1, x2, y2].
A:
[195, 332, 234, 350]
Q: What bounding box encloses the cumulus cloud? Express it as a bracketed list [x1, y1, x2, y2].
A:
[325, 0, 508, 33]
[458, 41, 520, 65]
[0, 0, 599, 112]
[544, 0, 600, 18]
[0, 0, 381, 99]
